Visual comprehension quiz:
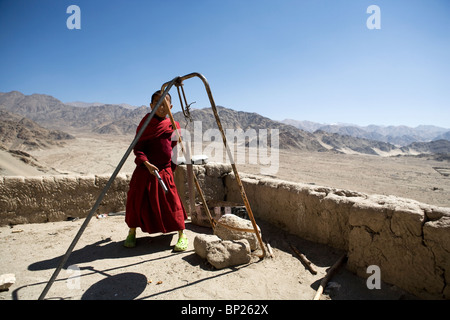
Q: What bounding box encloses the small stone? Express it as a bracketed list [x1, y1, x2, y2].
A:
[0, 274, 16, 291]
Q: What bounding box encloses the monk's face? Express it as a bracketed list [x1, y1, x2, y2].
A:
[150, 94, 172, 118]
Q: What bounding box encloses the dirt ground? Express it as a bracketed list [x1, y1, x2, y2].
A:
[1, 132, 448, 301]
[0, 215, 415, 301]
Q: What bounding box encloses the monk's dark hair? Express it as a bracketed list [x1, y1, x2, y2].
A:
[151, 90, 171, 104]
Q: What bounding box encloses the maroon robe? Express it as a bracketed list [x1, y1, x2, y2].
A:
[125, 113, 187, 234]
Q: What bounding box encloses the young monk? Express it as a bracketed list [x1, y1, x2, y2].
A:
[124, 91, 188, 251]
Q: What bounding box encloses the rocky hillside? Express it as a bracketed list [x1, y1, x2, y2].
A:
[401, 139, 450, 154]
[0, 91, 147, 132]
[0, 108, 74, 150]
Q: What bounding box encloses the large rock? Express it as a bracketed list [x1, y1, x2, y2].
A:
[206, 239, 251, 269]
[193, 234, 251, 269]
[193, 234, 221, 259]
[214, 214, 261, 251]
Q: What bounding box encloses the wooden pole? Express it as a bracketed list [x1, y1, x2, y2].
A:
[313, 254, 347, 300]
[175, 85, 196, 218]
[164, 99, 216, 230]
[290, 244, 317, 275]
[160, 73, 266, 258]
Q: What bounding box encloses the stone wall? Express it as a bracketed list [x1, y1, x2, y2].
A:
[1, 163, 449, 299]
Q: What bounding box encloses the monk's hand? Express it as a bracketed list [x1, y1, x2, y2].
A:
[144, 161, 159, 176]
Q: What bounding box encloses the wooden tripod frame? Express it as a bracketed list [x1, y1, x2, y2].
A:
[161, 73, 266, 258]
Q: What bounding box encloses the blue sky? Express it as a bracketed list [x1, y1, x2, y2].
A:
[1, 0, 449, 127]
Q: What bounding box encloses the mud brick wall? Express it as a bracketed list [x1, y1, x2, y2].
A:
[173, 163, 230, 212]
[223, 171, 450, 300]
[0, 174, 130, 225]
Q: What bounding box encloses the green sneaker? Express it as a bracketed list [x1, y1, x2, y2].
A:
[174, 235, 188, 252]
[124, 233, 136, 248]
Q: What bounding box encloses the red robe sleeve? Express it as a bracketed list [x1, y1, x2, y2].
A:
[133, 114, 151, 167]
[134, 149, 148, 167]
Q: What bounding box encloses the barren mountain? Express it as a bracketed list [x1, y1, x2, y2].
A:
[175, 108, 445, 156]
[0, 108, 74, 151]
[314, 130, 399, 155]
[1, 91, 449, 157]
[433, 131, 450, 141]
[0, 91, 140, 131]
[173, 107, 328, 151]
[282, 119, 450, 146]
[66, 101, 141, 109]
